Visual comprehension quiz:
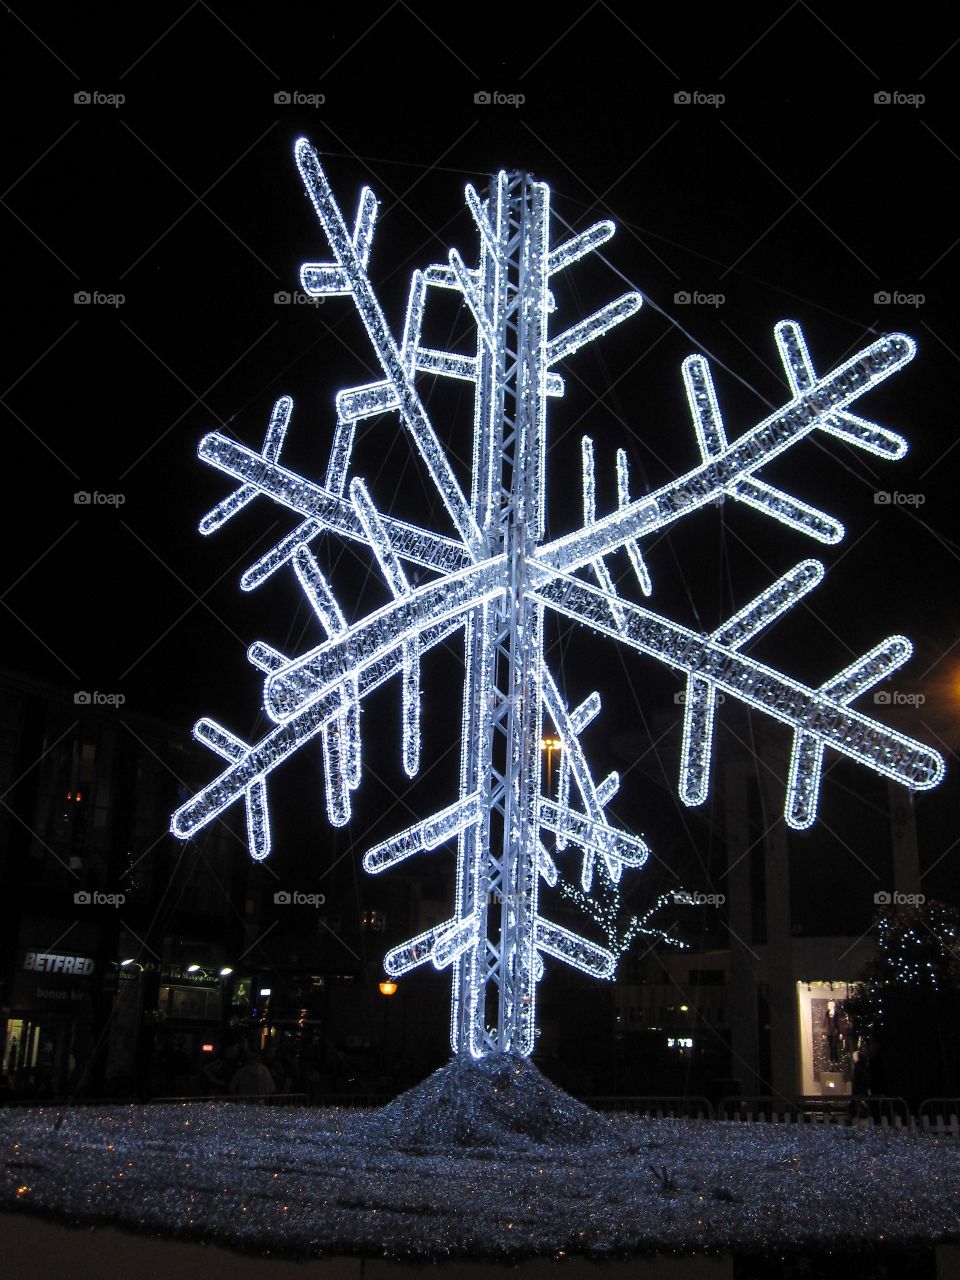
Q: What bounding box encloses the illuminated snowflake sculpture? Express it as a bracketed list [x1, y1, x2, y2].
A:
[171, 138, 944, 1058]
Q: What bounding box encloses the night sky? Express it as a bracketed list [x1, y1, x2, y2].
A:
[3, 3, 959, 936]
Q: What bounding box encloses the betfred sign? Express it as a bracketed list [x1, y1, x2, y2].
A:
[23, 952, 95, 976]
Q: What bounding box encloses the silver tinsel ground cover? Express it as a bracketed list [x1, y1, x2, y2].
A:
[1, 1056, 958, 1259]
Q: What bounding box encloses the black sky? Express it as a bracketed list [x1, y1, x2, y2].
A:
[3, 2, 959, 926]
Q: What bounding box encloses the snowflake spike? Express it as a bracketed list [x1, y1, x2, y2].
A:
[200, 431, 471, 578]
[616, 448, 653, 596]
[319, 721, 350, 826]
[683, 353, 844, 544]
[244, 780, 271, 860]
[547, 220, 616, 275]
[679, 674, 717, 807]
[248, 641, 286, 673]
[293, 546, 361, 787]
[775, 320, 909, 461]
[786, 634, 917, 830]
[596, 772, 619, 805]
[199, 395, 293, 536]
[364, 794, 484, 874]
[448, 247, 495, 350]
[293, 545, 347, 634]
[294, 138, 484, 558]
[464, 181, 501, 263]
[190, 720, 274, 860]
[193, 716, 246, 762]
[535, 918, 615, 979]
[581, 435, 626, 630]
[348, 476, 421, 775]
[432, 914, 481, 970]
[401, 270, 428, 375]
[352, 186, 378, 270]
[546, 292, 643, 366]
[580, 851, 595, 893]
[711, 559, 824, 651]
[299, 187, 378, 296]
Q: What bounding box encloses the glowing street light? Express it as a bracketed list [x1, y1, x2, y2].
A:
[541, 736, 562, 797]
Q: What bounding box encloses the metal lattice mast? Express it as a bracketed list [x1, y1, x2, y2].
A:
[453, 173, 550, 1055]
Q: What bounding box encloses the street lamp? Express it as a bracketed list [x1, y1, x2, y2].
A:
[379, 980, 398, 997]
[540, 735, 562, 797]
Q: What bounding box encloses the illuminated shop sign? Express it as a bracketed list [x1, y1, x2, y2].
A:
[22, 952, 95, 976]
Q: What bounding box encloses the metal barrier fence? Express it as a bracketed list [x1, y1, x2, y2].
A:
[718, 1094, 911, 1124]
[585, 1095, 714, 1119]
[918, 1098, 960, 1134]
[6, 1092, 309, 1108]
[148, 1093, 309, 1105]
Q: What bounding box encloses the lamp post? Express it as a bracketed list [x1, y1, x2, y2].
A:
[379, 980, 397, 1087]
[540, 736, 562, 799]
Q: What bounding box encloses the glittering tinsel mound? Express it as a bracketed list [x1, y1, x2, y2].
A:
[351, 1053, 617, 1151]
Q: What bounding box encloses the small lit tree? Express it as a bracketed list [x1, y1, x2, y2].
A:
[847, 901, 960, 1106]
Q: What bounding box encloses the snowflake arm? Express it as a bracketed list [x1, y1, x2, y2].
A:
[536, 330, 915, 574]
